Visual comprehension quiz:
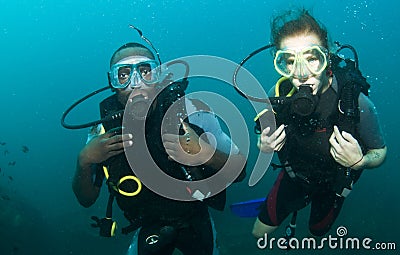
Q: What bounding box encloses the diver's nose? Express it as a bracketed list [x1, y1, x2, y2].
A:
[293, 66, 312, 81]
[294, 64, 309, 80]
[129, 70, 142, 88]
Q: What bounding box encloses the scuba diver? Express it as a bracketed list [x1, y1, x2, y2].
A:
[68, 27, 246, 255]
[233, 9, 386, 239]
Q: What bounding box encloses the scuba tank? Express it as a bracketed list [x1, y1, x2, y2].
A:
[331, 42, 370, 197]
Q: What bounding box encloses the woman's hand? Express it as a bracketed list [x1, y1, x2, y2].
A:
[258, 124, 287, 153]
[329, 125, 364, 169]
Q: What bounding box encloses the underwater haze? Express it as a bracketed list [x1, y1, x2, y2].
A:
[0, 0, 399, 254]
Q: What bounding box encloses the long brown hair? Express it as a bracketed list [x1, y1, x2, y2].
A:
[271, 8, 329, 50]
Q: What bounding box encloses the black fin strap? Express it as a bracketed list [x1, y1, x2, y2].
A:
[270, 162, 290, 171]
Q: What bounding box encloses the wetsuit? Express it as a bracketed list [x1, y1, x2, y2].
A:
[89, 94, 244, 255]
[257, 76, 385, 236]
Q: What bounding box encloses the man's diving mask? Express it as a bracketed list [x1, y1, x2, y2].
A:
[274, 45, 328, 79]
[109, 60, 161, 89]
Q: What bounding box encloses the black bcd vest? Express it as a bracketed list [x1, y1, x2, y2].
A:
[273, 68, 368, 186]
[97, 84, 227, 224]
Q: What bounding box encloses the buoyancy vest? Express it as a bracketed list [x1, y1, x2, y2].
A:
[98, 86, 227, 225]
[267, 72, 366, 187]
[276, 79, 340, 184]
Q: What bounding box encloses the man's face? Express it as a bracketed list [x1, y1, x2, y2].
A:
[113, 55, 158, 105]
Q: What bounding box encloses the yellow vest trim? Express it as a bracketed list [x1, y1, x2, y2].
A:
[100, 125, 142, 197]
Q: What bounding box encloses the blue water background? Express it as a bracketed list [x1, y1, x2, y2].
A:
[0, 0, 399, 254]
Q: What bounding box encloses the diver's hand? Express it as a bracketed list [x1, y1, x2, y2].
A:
[162, 122, 215, 166]
[258, 124, 286, 153]
[329, 125, 364, 169]
[79, 127, 133, 166]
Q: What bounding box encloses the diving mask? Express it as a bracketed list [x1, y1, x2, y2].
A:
[274, 45, 328, 79]
[109, 60, 160, 89]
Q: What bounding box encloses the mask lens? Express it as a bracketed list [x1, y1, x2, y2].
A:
[118, 65, 132, 85]
[301, 47, 327, 75]
[274, 50, 296, 77]
[109, 60, 160, 89]
[274, 46, 328, 78]
[109, 64, 133, 89]
[136, 61, 159, 84]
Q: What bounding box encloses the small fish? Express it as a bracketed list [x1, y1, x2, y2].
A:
[8, 176, 13, 181]
[22, 145, 29, 153]
[0, 142, 6, 146]
[1, 194, 10, 200]
[8, 161, 16, 166]
[13, 245, 19, 254]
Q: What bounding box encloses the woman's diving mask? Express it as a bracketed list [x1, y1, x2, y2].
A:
[274, 45, 328, 79]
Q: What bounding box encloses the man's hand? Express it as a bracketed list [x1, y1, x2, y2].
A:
[162, 122, 215, 166]
[79, 127, 133, 166]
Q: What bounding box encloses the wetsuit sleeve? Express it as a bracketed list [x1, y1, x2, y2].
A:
[185, 98, 246, 183]
[185, 98, 240, 155]
[93, 165, 104, 188]
[86, 124, 103, 143]
[357, 94, 386, 149]
[188, 111, 240, 155]
[86, 124, 105, 187]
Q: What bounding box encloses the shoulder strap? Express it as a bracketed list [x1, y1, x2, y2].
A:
[99, 94, 124, 132]
[332, 60, 370, 133]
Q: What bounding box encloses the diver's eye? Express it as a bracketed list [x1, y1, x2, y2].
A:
[307, 56, 319, 63]
[305, 56, 320, 70]
[118, 67, 131, 82]
[138, 64, 151, 74]
[284, 58, 295, 71]
[286, 58, 295, 66]
[138, 64, 152, 80]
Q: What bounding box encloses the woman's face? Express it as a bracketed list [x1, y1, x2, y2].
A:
[279, 33, 330, 95]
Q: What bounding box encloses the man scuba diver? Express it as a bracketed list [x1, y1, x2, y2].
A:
[70, 28, 246, 255]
